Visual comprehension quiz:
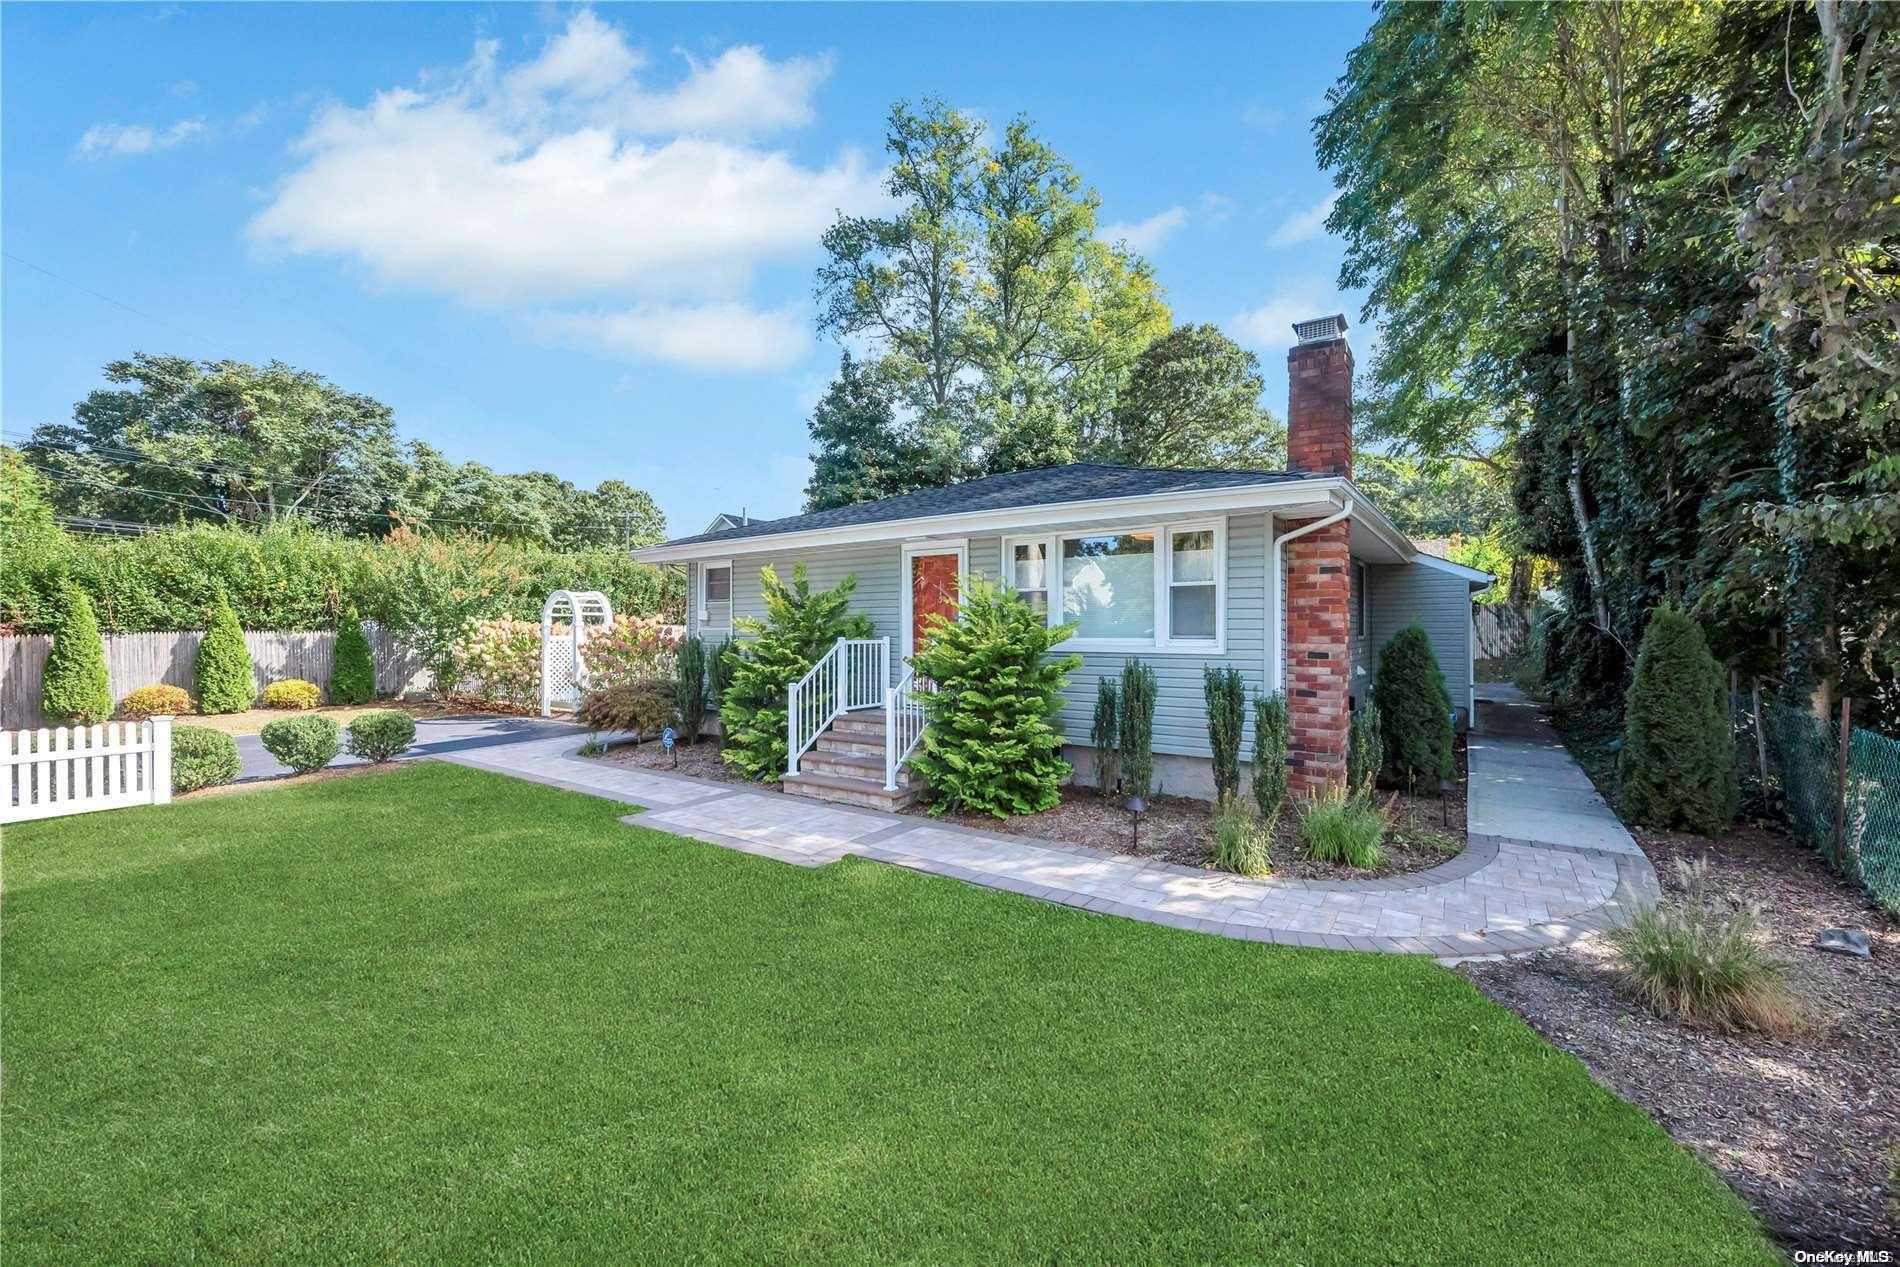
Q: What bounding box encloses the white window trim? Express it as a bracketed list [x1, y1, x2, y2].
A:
[1003, 519, 1226, 655]
[1354, 560, 1369, 643]
[899, 539, 969, 656]
[698, 558, 732, 627]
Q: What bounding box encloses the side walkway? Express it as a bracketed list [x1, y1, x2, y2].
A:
[443, 708, 1657, 957]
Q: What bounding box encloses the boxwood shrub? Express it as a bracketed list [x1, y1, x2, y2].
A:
[346, 710, 416, 763]
[172, 725, 242, 793]
[260, 714, 340, 774]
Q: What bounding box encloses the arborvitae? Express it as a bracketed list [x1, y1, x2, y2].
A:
[1372, 622, 1454, 789]
[1252, 691, 1289, 818]
[330, 609, 375, 706]
[195, 592, 256, 714]
[1090, 678, 1120, 795]
[41, 586, 112, 724]
[1204, 666, 1246, 806]
[1619, 605, 1739, 835]
[1118, 659, 1158, 799]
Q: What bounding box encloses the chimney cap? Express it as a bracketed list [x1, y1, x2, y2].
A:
[1292, 314, 1349, 345]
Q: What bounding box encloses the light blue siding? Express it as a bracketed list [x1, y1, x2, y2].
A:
[728, 543, 903, 640]
[1366, 561, 1476, 725]
[970, 512, 1270, 761]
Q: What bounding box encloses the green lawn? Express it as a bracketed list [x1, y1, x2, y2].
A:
[2, 763, 1773, 1264]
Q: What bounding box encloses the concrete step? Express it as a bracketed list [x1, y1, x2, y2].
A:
[799, 749, 916, 786]
[782, 770, 922, 811]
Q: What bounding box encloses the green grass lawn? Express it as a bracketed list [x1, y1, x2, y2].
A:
[2, 763, 1773, 1264]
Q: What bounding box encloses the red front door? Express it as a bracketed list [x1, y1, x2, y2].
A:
[909, 552, 960, 655]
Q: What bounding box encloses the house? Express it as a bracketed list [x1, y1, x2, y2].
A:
[633, 314, 1490, 809]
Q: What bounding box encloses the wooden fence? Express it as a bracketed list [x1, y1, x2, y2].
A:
[0, 627, 429, 728]
[1473, 603, 1530, 660]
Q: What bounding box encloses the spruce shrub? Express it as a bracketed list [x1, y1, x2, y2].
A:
[259, 714, 339, 774]
[1372, 622, 1454, 789]
[1090, 678, 1120, 796]
[1251, 691, 1289, 819]
[1203, 666, 1246, 806]
[330, 611, 375, 706]
[261, 679, 322, 710]
[674, 635, 709, 744]
[908, 577, 1081, 818]
[346, 710, 416, 762]
[40, 587, 113, 725]
[195, 594, 256, 714]
[719, 565, 872, 781]
[1618, 606, 1740, 835]
[118, 684, 194, 720]
[171, 725, 241, 792]
[1117, 659, 1158, 800]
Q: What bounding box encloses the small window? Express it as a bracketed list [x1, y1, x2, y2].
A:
[700, 562, 731, 624]
[1010, 541, 1049, 614]
[1354, 562, 1368, 639]
[704, 566, 731, 602]
[1168, 527, 1217, 642]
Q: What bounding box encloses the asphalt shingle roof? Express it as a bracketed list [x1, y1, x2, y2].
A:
[654, 463, 1306, 550]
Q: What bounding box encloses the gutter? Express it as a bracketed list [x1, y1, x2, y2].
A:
[1267, 493, 1355, 695]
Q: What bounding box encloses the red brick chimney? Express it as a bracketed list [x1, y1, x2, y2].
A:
[1286, 314, 1352, 478]
[1281, 313, 1353, 798]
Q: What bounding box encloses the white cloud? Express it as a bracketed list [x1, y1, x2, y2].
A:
[1240, 102, 1286, 131]
[1100, 205, 1188, 254]
[538, 301, 809, 372]
[247, 10, 878, 371]
[1266, 193, 1339, 248]
[1196, 191, 1236, 226]
[1231, 285, 1338, 351]
[73, 117, 205, 160]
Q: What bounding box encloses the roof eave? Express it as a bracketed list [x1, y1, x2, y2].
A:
[633, 477, 1367, 564]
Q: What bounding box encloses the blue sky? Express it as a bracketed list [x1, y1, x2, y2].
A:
[2, 2, 1373, 534]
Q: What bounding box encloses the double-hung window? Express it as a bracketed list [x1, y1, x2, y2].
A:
[699, 560, 732, 626]
[1003, 519, 1224, 653]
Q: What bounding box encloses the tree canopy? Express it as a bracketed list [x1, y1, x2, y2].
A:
[1319, 0, 1897, 723]
[21, 352, 666, 549]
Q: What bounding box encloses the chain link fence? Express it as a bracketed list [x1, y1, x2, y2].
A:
[1731, 686, 1900, 912]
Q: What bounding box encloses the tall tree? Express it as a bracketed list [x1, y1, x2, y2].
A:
[804, 352, 933, 512]
[816, 99, 1169, 485]
[1095, 324, 1284, 469]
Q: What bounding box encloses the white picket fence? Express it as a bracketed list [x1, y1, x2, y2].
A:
[2, 716, 174, 824]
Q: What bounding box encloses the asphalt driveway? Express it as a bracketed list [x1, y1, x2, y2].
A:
[237, 713, 585, 782]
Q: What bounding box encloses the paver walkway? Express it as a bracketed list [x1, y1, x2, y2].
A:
[442, 695, 1657, 957]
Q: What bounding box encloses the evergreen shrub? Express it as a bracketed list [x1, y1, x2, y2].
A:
[195, 594, 256, 714]
[40, 587, 113, 725]
[1618, 605, 1740, 835]
[908, 577, 1081, 818]
[1372, 622, 1454, 789]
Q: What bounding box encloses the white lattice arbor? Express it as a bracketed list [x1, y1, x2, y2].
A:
[540, 590, 614, 717]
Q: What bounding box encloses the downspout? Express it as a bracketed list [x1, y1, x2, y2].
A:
[1268, 495, 1355, 695]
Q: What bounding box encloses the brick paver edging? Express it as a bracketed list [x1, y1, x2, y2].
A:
[439, 738, 1658, 958]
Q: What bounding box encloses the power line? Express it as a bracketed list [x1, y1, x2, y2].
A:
[2, 251, 242, 359]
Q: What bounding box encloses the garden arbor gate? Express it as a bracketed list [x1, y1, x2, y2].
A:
[539, 590, 614, 717]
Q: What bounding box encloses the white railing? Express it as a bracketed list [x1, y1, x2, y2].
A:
[884, 667, 930, 791]
[3, 716, 173, 824]
[787, 637, 889, 775]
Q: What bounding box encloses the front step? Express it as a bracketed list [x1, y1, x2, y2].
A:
[783, 770, 922, 811]
[784, 709, 924, 810]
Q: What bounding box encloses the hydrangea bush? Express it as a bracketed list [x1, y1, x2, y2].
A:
[447, 618, 543, 712]
[579, 615, 683, 690]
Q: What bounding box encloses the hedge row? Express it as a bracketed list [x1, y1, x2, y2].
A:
[1, 520, 683, 635]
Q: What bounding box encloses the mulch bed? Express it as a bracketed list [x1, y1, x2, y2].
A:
[1461, 821, 1900, 1251]
[911, 747, 1468, 882]
[606, 737, 769, 788]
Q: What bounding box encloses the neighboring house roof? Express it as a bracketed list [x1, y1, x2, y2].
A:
[633, 462, 1427, 567]
[703, 511, 764, 534]
[1412, 536, 1454, 559]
